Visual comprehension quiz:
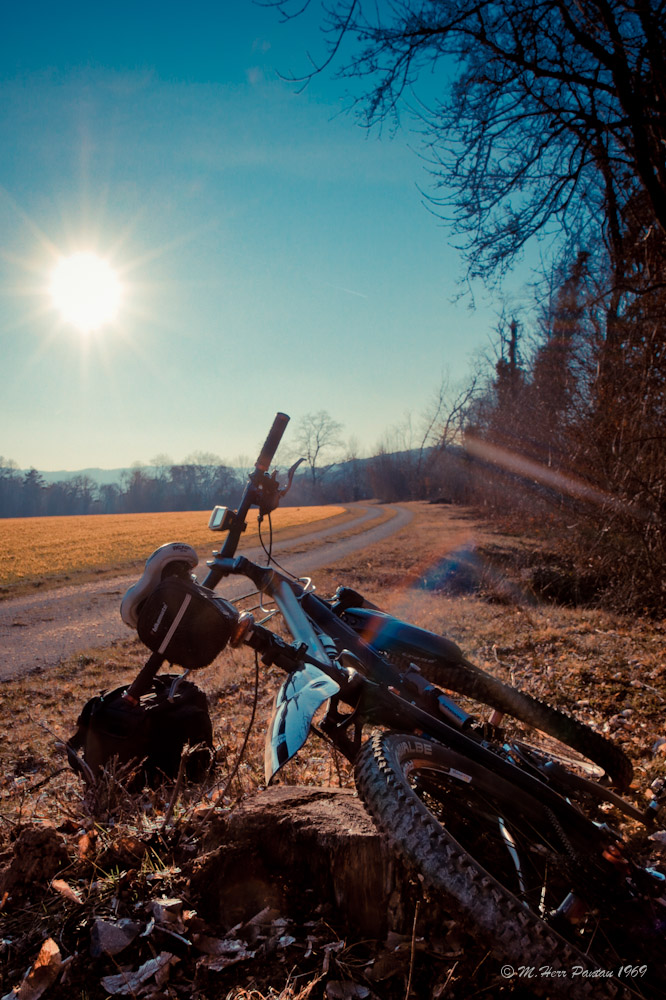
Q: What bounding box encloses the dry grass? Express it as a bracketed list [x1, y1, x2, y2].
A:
[2, 502, 666, 999]
[0, 505, 345, 597]
[3, 501, 664, 825]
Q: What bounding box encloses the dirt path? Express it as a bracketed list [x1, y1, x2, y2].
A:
[0, 503, 412, 681]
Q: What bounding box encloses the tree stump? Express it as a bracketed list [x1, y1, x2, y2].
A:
[190, 785, 428, 939]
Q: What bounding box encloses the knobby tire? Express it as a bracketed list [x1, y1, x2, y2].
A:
[354, 733, 663, 1000]
[385, 647, 633, 789]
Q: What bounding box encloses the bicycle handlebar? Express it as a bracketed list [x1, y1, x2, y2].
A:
[255, 412, 289, 472]
[203, 413, 290, 585]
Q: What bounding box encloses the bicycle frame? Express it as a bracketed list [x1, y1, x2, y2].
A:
[124, 412, 643, 834]
[199, 552, 641, 843]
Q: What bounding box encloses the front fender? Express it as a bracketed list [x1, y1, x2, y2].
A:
[264, 664, 340, 784]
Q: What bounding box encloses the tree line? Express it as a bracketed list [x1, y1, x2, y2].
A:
[0, 425, 449, 519]
[0, 460, 246, 518]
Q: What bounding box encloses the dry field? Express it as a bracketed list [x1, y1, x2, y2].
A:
[2, 502, 666, 999]
[0, 505, 346, 597]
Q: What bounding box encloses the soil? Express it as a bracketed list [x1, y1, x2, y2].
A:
[1, 501, 665, 1000]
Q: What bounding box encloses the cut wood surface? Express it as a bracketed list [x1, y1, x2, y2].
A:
[193, 786, 424, 940]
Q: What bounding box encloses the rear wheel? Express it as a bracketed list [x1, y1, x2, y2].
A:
[340, 609, 633, 788]
[382, 645, 633, 789]
[355, 733, 664, 1000]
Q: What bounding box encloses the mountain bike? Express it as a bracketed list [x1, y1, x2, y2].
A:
[101, 413, 666, 998]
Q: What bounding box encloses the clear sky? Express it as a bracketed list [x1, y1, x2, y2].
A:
[1, 0, 509, 472]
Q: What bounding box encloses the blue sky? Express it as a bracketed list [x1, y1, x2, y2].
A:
[1, 0, 511, 471]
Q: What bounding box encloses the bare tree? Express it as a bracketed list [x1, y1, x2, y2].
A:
[182, 451, 223, 468]
[0, 459, 21, 517]
[294, 410, 344, 495]
[368, 416, 419, 501]
[121, 463, 155, 513]
[526, 252, 590, 467]
[177, 451, 238, 508]
[422, 369, 481, 450]
[270, 1, 666, 607]
[150, 453, 174, 479]
[406, 370, 479, 497]
[272, 1, 666, 287]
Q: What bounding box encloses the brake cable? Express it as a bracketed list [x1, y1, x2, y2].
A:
[258, 510, 298, 579]
[200, 650, 261, 822]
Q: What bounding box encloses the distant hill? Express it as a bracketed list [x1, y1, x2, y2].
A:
[21, 468, 139, 486]
[20, 464, 248, 487]
[21, 447, 436, 488]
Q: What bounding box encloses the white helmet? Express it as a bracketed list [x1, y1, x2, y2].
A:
[120, 541, 199, 629]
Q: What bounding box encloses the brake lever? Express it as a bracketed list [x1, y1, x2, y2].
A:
[257, 457, 305, 519]
[280, 457, 305, 498]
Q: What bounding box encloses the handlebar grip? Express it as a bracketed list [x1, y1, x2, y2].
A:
[255, 412, 289, 472]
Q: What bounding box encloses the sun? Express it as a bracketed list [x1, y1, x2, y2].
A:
[49, 252, 122, 333]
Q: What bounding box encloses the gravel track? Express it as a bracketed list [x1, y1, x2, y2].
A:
[0, 504, 412, 681]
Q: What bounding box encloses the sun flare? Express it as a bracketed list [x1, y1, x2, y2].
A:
[49, 252, 122, 333]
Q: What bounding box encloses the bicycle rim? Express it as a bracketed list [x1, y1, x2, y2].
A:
[355, 733, 664, 999]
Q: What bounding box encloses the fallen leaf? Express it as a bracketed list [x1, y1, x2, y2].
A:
[325, 983, 371, 1000]
[239, 906, 284, 944]
[50, 879, 83, 905]
[245, 906, 282, 927]
[77, 831, 97, 860]
[365, 949, 405, 982]
[321, 940, 345, 974]
[649, 830, 666, 853]
[195, 938, 256, 971]
[192, 933, 237, 956]
[100, 953, 178, 996]
[2, 938, 61, 1000]
[90, 918, 141, 958]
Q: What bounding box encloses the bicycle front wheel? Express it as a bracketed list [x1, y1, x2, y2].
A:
[355, 732, 663, 999]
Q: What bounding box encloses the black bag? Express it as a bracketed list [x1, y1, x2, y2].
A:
[67, 674, 214, 786]
[136, 576, 238, 671]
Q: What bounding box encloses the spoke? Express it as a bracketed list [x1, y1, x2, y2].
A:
[413, 765, 578, 920]
[499, 817, 528, 903]
[539, 860, 549, 916]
